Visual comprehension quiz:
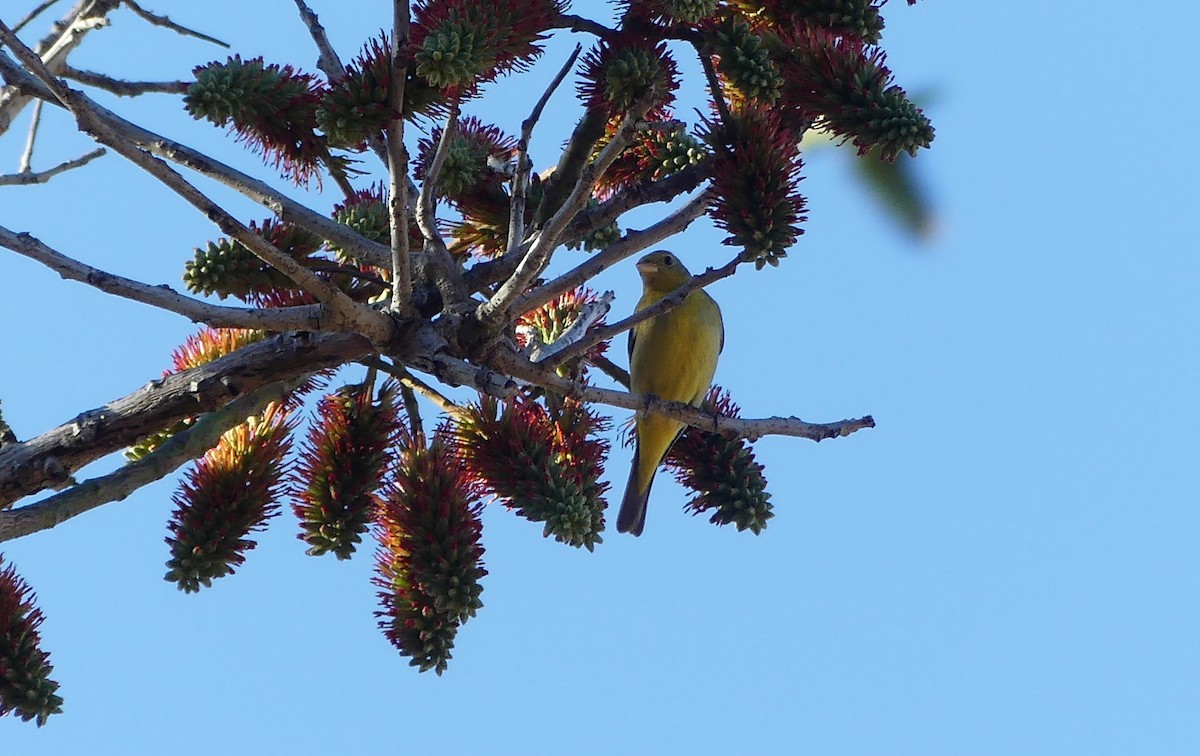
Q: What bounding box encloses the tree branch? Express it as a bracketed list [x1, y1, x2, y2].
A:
[121, 0, 229, 48]
[291, 0, 345, 80]
[0, 53, 393, 268]
[507, 44, 581, 257]
[490, 350, 875, 443]
[18, 97, 42, 172]
[0, 331, 377, 508]
[386, 0, 412, 316]
[0, 226, 327, 330]
[0, 145, 105, 185]
[561, 159, 712, 244]
[478, 95, 657, 322]
[0, 25, 396, 342]
[415, 99, 468, 304]
[360, 358, 462, 417]
[12, 0, 64, 34]
[0, 0, 120, 135]
[515, 188, 713, 314]
[547, 251, 742, 367]
[59, 64, 188, 96]
[552, 14, 617, 38]
[0, 380, 292, 543]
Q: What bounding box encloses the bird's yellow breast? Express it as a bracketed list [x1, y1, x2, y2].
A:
[629, 289, 723, 407]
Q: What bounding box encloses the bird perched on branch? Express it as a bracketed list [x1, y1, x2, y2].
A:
[617, 250, 724, 536]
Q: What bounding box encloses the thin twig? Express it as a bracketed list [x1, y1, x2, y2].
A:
[122, 0, 229, 48]
[515, 188, 712, 313]
[18, 98, 42, 172]
[12, 0, 63, 34]
[59, 65, 187, 96]
[291, 0, 345, 80]
[491, 349, 876, 443]
[590, 354, 630, 388]
[416, 101, 458, 239]
[0, 381, 293, 543]
[386, 0, 412, 316]
[361, 357, 463, 417]
[0, 225, 327, 330]
[695, 44, 733, 127]
[0, 146, 105, 185]
[0, 55, 394, 267]
[553, 14, 617, 38]
[398, 382, 423, 439]
[547, 251, 742, 368]
[507, 44, 581, 257]
[478, 92, 658, 322]
[0, 25, 394, 342]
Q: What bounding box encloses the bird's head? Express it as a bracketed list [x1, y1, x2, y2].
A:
[636, 250, 693, 292]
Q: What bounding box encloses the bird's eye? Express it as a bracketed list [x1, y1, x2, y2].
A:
[663, 256, 674, 265]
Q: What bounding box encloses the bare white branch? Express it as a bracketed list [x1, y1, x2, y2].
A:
[0, 145, 104, 185]
[0, 25, 396, 342]
[386, 0, 412, 315]
[491, 350, 876, 443]
[0, 380, 292, 543]
[122, 0, 229, 48]
[547, 250, 740, 367]
[17, 97, 42, 172]
[527, 291, 615, 363]
[507, 44, 582, 257]
[0, 226, 326, 330]
[291, 0, 345, 80]
[515, 188, 713, 314]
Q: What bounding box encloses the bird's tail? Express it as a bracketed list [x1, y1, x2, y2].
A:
[616, 441, 653, 536]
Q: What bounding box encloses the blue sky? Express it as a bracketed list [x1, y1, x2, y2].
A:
[2, 2, 1198, 754]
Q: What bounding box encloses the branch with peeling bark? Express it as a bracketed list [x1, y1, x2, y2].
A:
[0, 331, 375, 508]
[0, 380, 294, 543]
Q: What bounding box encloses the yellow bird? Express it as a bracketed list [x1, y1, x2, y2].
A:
[617, 250, 723, 536]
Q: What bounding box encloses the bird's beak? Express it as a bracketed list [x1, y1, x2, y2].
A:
[636, 261, 659, 275]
